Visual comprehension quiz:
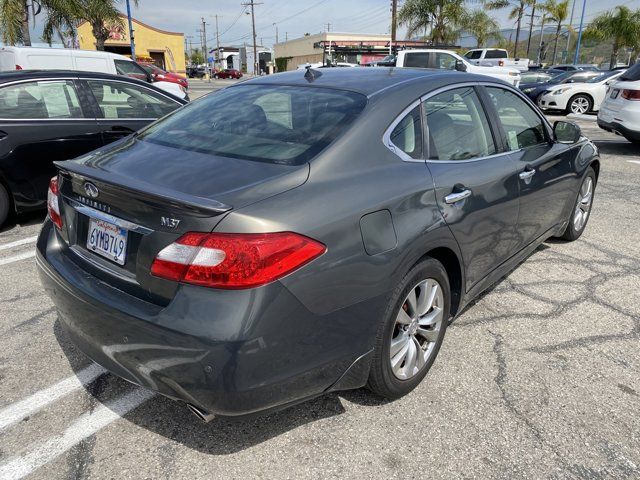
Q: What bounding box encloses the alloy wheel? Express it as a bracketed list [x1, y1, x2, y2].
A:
[390, 278, 444, 380]
[570, 96, 590, 114]
[573, 176, 593, 231]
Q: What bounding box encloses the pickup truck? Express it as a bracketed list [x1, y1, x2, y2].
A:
[395, 49, 521, 86]
[463, 48, 530, 72]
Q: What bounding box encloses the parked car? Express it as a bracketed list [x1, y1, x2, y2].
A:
[37, 67, 598, 420]
[519, 70, 560, 84]
[520, 70, 604, 102]
[463, 48, 530, 72]
[140, 62, 188, 90]
[0, 70, 186, 226]
[548, 63, 599, 72]
[395, 49, 521, 86]
[186, 65, 206, 79]
[0, 47, 188, 100]
[362, 55, 397, 67]
[213, 68, 243, 79]
[598, 62, 640, 144]
[538, 69, 624, 114]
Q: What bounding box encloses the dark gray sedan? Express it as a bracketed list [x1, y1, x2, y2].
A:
[37, 67, 599, 419]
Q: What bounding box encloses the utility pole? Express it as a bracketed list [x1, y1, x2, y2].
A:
[201, 17, 208, 64]
[536, 15, 546, 64]
[125, 0, 136, 60]
[325, 23, 331, 32]
[391, 0, 397, 44]
[285, 32, 288, 41]
[573, 0, 586, 65]
[242, 0, 262, 75]
[273, 23, 279, 44]
[526, 0, 537, 57]
[566, 0, 577, 61]
[213, 15, 221, 68]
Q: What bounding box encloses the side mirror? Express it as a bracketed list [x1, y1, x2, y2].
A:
[554, 120, 581, 143]
[455, 59, 467, 72]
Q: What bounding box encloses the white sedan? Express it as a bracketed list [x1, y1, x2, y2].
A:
[538, 70, 624, 114]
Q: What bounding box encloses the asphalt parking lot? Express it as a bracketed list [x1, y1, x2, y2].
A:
[0, 113, 639, 479]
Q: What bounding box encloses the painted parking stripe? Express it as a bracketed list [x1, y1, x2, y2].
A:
[627, 160, 640, 165]
[0, 251, 36, 266]
[0, 236, 38, 251]
[0, 388, 153, 480]
[0, 363, 107, 432]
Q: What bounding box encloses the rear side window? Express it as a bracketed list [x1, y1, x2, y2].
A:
[0, 80, 83, 119]
[88, 80, 179, 119]
[486, 87, 547, 150]
[389, 105, 422, 159]
[485, 50, 508, 59]
[139, 85, 367, 165]
[620, 62, 640, 81]
[424, 87, 496, 160]
[404, 52, 429, 68]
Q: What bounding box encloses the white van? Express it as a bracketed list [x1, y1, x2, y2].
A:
[0, 47, 187, 100]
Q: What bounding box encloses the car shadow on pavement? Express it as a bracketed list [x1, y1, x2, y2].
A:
[0, 211, 46, 234]
[593, 140, 638, 156]
[54, 318, 387, 454]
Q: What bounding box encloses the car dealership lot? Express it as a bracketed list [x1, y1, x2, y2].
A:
[0, 115, 639, 479]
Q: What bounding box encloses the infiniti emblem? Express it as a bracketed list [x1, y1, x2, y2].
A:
[84, 182, 99, 199]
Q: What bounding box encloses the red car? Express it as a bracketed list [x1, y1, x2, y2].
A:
[213, 69, 243, 79]
[140, 62, 189, 89]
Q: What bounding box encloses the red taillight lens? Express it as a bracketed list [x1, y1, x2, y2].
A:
[15, 64, 22, 70]
[151, 232, 326, 289]
[621, 89, 640, 101]
[47, 176, 63, 229]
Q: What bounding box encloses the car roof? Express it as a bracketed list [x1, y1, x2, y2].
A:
[239, 67, 500, 97]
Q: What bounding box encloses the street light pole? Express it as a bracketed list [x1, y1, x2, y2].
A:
[573, 0, 586, 64]
[125, 0, 136, 61]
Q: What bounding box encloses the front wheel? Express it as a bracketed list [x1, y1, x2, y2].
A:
[367, 258, 450, 399]
[559, 167, 596, 241]
[567, 94, 593, 115]
[0, 182, 9, 227]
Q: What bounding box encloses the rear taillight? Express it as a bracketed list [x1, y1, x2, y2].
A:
[15, 64, 22, 70]
[498, 60, 504, 66]
[151, 232, 326, 289]
[621, 89, 640, 101]
[47, 176, 63, 229]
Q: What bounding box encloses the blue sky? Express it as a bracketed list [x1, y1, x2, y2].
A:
[28, 0, 640, 48]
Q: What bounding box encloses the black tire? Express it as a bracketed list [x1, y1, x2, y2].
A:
[559, 167, 596, 241]
[566, 94, 593, 115]
[625, 137, 640, 145]
[367, 257, 450, 399]
[0, 182, 9, 227]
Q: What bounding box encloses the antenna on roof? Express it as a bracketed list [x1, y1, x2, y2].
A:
[304, 65, 322, 82]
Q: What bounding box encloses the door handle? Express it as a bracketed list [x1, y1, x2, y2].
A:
[519, 167, 536, 182]
[444, 188, 472, 204]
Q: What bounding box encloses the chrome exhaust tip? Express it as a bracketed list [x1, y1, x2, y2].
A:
[186, 403, 215, 423]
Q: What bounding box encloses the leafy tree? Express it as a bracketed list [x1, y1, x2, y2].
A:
[0, 0, 78, 46]
[584, 6, 640, 69]
[486, 0, 535, 57]
[543, 0, 570, 64]
[398, 0, 467, 45]
[190, 48, 204, 65]
[462, 9, 502, 48]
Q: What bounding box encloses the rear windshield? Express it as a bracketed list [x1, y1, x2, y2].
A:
[620, 62, 640, 81]
[138, 84, 367, 165]
[485, 50, 507, 59]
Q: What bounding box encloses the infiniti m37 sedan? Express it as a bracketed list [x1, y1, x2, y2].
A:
[37, 68, 598, 419]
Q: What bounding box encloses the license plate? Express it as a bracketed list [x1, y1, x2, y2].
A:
[610, 89, 620, 99]
[87, 218, 128, 265]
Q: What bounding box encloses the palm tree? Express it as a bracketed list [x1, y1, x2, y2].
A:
[486, 0, 535, 57]
[398, 0, 467, 45]
[584, 6, 640, 69]
[462, 9, 503, 48]
[0, 0, 77, 46]
[543, 0, 570, 64]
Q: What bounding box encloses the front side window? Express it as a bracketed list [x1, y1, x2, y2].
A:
[424, 87, 496, 161]
[465, 50, 482, 60]
[88, 80, 179, 119]
[114, 60, 148, 80]
[389, 105, 422, 159]
[486, 87, 547, 150]
[138, 85, 367, 165]
[433, 53, 457, 70]
[0, 80, 83, 119]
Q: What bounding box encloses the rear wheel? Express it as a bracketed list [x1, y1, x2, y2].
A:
[367, 258, 449, 399]
[567, 94, 592, 115]
[560, 167, 596, 241]
[0, 182, 9, 227]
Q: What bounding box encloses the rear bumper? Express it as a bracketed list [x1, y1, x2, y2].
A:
[597, 119, 640, 142]
[37, 221, 377, 416]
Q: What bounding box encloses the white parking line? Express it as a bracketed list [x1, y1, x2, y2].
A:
[627, 160, 640, 165]
[0, 363, 107, 432]
[0, 236, 38, 251]
[0, 388, 154, 480]
[0, 251, 36, 266]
